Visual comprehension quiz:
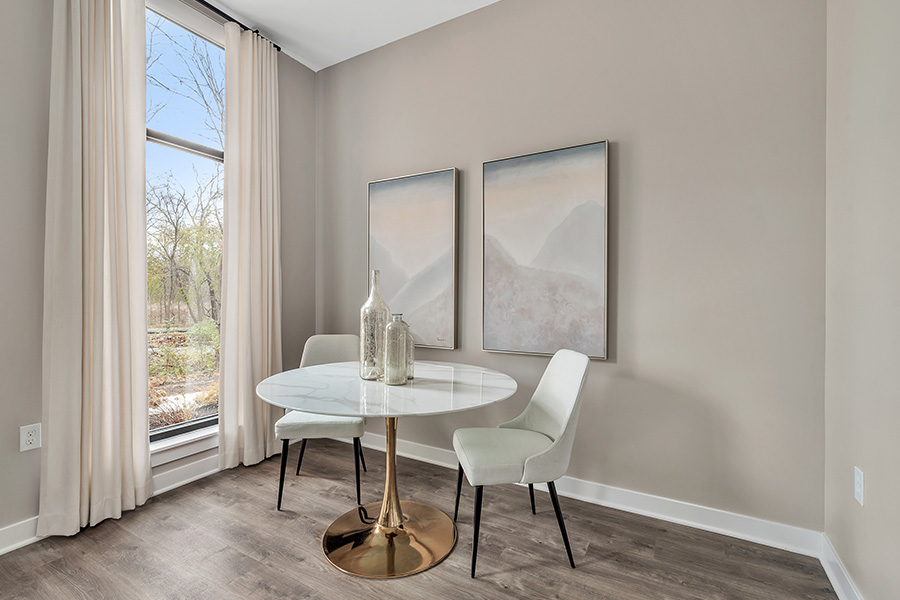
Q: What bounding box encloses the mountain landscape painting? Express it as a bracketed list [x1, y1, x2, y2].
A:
[483, 141, 607, 359]
[369, 168, 457, 348]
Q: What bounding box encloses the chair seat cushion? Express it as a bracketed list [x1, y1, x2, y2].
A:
[453, 427, 553, 487]
[275, 411, 365, 440]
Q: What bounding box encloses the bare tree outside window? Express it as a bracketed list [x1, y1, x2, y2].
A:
[146, 12, 225, 433]
[147, 14, 224, 148]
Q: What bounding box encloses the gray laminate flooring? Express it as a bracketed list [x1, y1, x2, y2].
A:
[0, 439, 836, 599]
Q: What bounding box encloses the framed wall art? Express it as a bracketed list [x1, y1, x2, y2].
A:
[368, 168, 458, 349]
[483, 141, 608, 359]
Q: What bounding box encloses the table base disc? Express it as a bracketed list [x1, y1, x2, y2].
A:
[322, 501, 457, 578]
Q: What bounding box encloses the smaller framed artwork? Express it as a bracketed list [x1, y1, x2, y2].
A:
[483, 140, 608, 359]
[368, 168, 458, 349]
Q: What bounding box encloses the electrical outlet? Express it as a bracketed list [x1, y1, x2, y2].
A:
[853, 466, 864, 506]
[19, 423, 41, 452]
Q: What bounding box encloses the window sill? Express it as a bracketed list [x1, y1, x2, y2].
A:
[150, 424, 218, 468]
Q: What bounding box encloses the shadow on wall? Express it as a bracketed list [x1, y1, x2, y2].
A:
[582, 371, 740, 509]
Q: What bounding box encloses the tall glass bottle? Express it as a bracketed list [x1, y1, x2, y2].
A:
[360, 270, 390, 380]
[384, 314, 409, 386]
[406, 331, 415, 380]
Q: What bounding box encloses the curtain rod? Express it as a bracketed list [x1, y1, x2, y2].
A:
[192, 0, 282, 52]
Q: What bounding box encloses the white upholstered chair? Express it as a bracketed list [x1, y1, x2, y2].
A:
[275, 334, 367, 510]
[452, 349, 590, 577]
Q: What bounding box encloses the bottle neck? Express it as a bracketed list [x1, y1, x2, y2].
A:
[368, 270, 385, 303]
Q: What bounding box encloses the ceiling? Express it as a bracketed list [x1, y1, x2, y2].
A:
[205, 0, 502, 72]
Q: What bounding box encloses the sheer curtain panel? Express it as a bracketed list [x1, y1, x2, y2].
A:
[38, 0, 152, 537]
[219, 23, 283, 469]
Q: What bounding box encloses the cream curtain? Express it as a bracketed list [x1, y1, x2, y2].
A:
[219, 23, 283, 469]
[38, 0, 151, 537]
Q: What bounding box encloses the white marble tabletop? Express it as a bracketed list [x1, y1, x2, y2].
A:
[256, 361, 518, 418]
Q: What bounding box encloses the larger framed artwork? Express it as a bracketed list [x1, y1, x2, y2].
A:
[368, 168, 458, 349]
[483, 141, 608, 359]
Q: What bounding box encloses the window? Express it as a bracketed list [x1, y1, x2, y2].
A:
[146, 8, 225, 440]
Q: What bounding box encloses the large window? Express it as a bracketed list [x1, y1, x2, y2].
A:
[146, 9, 224, 439]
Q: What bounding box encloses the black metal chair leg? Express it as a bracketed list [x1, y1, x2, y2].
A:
[295, 439, 307, 476]
[353, 437, 362, 505]
[472, 485, 484, 578]
[547, 481, 575, 568]
[454, 463, 464, 522]
[277, 439, 289, 510]
[528, 483, 536, 515]
[358, 443, 367, 472]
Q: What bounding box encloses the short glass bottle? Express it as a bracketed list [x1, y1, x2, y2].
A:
[384, 314, 409, 386]
[360, 270, 390, 380]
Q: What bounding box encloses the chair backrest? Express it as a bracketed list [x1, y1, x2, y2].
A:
[299, 334, 360, 368]
[500, 349, 590, 483]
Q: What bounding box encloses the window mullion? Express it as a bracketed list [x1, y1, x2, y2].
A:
[147, 128, 224, 163]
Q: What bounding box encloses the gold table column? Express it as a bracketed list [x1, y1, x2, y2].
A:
[322, 417, 458, 578]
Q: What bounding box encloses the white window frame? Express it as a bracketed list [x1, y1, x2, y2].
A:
[146, 0, 226, 47]
[146, 0, 225, 449]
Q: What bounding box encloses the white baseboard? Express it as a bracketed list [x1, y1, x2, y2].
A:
[548, 476, 823, 558]
[150, 425, 220, 495]
[820, 535, 864, 600]
[150, 427, 218, 468]
[151, 454, 220, 496]
[358, 433, 862, 599]
[0, 517, 39, 557]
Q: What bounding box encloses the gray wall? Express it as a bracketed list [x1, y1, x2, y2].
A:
[0, 0, 52, 530]
[0, 1, 318, 532]
[278, 53, 319, 370]
[825, 0, 900, 597]
[316, 0, 827, 529]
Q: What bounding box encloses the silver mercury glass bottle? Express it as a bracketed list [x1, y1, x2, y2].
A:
[384, 314, 409, 386]
[360, 270, 390, 380]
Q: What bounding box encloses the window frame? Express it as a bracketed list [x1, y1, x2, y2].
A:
[146, 0, 226, 48]
[146, 2, 225, 443]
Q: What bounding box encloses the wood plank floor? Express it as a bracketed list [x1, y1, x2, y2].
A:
[0, 439, 836, 599]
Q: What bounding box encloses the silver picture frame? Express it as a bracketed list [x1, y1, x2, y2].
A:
[368, 167, 459, 349]
[482, 141, 608, 359]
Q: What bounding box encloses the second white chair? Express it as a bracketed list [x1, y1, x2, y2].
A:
[452, 349, 590, 577]
[275, 334, 367, 510]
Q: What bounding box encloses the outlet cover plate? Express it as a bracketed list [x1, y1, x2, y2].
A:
[854, 466, 864, 506]
[19, 423, 41, 452]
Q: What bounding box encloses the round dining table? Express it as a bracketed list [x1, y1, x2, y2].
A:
[255, 360, 518, 579]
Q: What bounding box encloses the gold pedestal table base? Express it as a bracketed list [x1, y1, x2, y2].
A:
[323, 500, 457, 578]
[322, 417, 456, 578]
